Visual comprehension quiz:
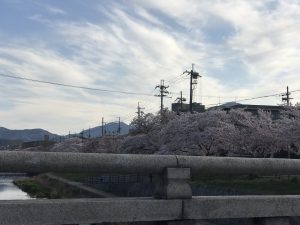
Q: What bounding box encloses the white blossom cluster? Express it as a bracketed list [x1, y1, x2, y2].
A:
[124, 108, 300, 157]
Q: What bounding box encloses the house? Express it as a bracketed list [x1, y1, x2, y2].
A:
[171, 102, 205, 113]
[209, 102, 285, 120]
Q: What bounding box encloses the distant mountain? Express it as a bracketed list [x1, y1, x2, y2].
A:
[0, 127, 58, 143]
[0, 122, 130, 147]
[77, 122, 130, 138]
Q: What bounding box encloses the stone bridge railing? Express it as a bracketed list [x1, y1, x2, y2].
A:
[1, 151, 300, 225]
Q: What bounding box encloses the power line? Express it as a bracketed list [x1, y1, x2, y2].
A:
[168, 76, 187, 87]
[189, 94, 252, 99]
[4, 73, 300, 110]
[165, 70, 191, 87]
[290, 89, 300, 93]
[206, 90, 292, 107]
[237, 93, 282, 102]
[181, 90, 300, 101]
[136, 88, 157, 105]
[165, 74, 183, 84]
[0, 73, 154, 97]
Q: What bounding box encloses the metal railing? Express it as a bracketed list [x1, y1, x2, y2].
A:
[0, 151, 300, 225]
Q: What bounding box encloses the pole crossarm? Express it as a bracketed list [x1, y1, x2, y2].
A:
[2, 151, 300, 176]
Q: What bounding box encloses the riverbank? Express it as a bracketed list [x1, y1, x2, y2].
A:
[15, 172, 300, 199]
[14, 173, 113, 199]
[192, 175, 300, 195]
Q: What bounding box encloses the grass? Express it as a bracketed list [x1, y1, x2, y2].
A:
[192, 175, 300, 195]
[17, 173, 300, 198]
[14, 174, 87, 199]
[60, 172, 300, 195]
[57, 173, 300, 195]
[14, 177, 59, 198]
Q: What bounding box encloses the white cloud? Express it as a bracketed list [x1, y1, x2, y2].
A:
[137, 0, 300, 101]
[45, 5, 67, 15]
[28, 14, 45, 22]
[0, 47, 92, 85]
[1, 0, 300, 133]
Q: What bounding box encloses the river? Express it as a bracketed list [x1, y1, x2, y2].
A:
[0, 173, 31, 200]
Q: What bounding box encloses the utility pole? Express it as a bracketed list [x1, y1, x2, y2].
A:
[136, 102, 145, 119]
[136, 102, 145, 129]
[118, 117, 121, 134]
[88, 127, 91, 138]
[81, 129, 84, 143]
[101, 117, 104, 137]
[183, 64, 201, 113]
[282, 86, 293, 106]
[175, 91, 186, 112]
[155, 80, 170, 114]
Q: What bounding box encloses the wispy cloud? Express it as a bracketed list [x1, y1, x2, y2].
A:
[0, 0, 300, 133]
[45, 5, 67, 15]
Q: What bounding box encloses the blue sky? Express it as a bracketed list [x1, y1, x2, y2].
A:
[0, 0, 300, 134]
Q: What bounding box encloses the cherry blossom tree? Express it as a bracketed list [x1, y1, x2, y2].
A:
[123, 107, 300, 158]
[156, 110, 238, 156]
[275, 107, 300, 157]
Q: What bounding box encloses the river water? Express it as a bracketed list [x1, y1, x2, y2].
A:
[0, 174, 31, 200]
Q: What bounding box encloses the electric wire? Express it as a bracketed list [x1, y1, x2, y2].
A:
[2, 73, 300, 109]
[168, 76, 187, 87]
[165, 74, 183, 84]
[0, 73, 155, 97]
[206, 91, 286, 107]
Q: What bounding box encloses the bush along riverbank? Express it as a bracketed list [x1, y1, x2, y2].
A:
[192, 175, 300, 195]
[14, 173, 103, 199]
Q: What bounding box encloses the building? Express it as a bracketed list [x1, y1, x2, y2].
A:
[171, 102, 205, 113]
[209, 102, 285, 120]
